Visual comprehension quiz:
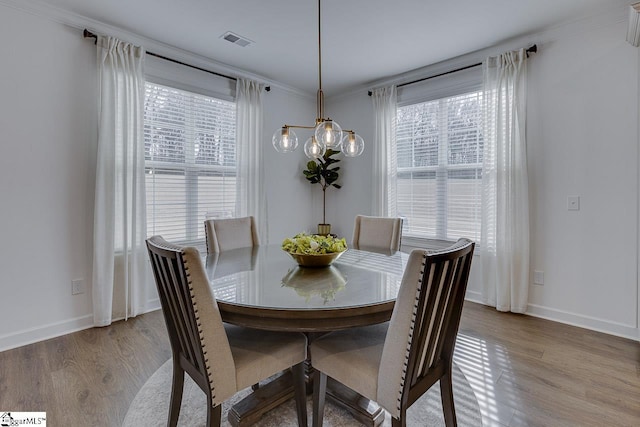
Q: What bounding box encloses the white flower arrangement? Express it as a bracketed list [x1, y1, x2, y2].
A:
[282, 232, 347, 255]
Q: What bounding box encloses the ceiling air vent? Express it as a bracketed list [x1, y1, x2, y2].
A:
[221, 31, 253, 47]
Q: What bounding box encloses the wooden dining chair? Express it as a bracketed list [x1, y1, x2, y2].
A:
[310, 238, 475, 427]
[204, 216, 260, 254]
[146, 236, 308, 427]
[352, 215, 403, 251]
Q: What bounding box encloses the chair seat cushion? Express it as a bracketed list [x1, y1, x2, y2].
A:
[225, 324, 307, 391]
[310, 322, 388, 400]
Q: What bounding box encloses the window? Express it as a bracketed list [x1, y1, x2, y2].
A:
[396, 91, 483, 242]
[144, 82, 236, 244]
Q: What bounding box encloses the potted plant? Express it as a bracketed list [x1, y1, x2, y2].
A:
[303, 149, 341, 235]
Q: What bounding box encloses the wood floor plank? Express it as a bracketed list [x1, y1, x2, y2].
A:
[0, 342, 54, 413]
[458, 303, 640, 427]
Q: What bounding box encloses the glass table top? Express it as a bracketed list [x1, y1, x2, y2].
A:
[205, 244, 408, 311]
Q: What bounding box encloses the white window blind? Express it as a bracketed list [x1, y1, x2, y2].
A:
[396, 91, 483, 242]
[144, 82, 237, 244]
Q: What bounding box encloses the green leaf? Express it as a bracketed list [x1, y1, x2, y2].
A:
[301, 148, 343, 195]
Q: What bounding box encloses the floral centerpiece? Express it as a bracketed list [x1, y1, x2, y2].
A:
[282, 232, 347, 267]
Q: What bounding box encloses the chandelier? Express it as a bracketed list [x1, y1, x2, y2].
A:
[272, 0, 365, 159]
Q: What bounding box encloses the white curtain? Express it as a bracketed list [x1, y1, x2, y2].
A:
[371, 85, 398, 217]
[480, 48, 530, 313]
[235, 78, 267, 243]
[93, 36, 147, 326]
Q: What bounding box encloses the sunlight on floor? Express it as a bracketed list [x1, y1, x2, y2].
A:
[454, 333, 523, 426]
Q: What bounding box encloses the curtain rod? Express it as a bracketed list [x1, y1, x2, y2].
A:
[83, 29, 271, 92]
[368, 44, 537, 96]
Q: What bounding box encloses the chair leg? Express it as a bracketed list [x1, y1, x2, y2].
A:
[206, 403, 222, 427]
[391, 411, 406, 427]
[292, 362, 308, 427]
[168, 362, 185, 427]
[440, 371, 457, 427]
[312, 370, 327, 427]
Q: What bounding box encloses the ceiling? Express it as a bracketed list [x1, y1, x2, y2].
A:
[44, 0, 628, 96]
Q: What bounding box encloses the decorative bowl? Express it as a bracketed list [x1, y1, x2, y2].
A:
[285, 250, 345, 267]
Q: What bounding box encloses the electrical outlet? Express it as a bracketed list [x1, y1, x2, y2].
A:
[533, 270, 544, 285]
[567, 196, 580, 211]
[72, 279, 85, 295]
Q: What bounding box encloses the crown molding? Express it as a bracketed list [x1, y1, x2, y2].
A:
[0, 0, 310, 98]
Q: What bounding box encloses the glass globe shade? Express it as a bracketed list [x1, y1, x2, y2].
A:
[272, 127, 298, 153]
[341, 133, 365, 157]
[314, 120, 342, 150]
[304, 136, 326, 159]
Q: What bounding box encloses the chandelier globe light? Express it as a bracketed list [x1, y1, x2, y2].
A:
[272, 126, 299, 153]
[315, 120, 342, 150]
[303, 135, 327, 159]
[272, 0, 364, 159]
[341, 132, 365, 157]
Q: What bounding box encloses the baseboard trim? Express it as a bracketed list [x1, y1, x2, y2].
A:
[463, 295, 639, 342]
[146, 298, 161, 312]
[464, 290, 483, 304]
[525, 303, 639, 342]
[0, 314, 95, 353]
[0, 297, 163, 352]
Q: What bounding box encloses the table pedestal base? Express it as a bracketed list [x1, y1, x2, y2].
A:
[228, 371, 295, 427]
[326, 377, 385, 426]
[227, 371, 384, 427]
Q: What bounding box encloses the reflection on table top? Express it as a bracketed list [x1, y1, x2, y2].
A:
[205, 244, 408, 311]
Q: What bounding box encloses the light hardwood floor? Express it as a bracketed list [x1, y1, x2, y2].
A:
[0, 302, 638, 426]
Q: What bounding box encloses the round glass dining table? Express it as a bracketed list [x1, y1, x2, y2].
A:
[205, 243, 408, 427]
[205, 244, 409, 332]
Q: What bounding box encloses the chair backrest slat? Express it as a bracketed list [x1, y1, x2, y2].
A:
[146, 236, 238, 404]
[376, 238, 474, 417]
[409, 241, 474, 384]
[148, 244, 204, 372]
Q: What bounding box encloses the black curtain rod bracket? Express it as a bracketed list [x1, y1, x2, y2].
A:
[368, 44, 537, 96]
[83, 29, 270, 92]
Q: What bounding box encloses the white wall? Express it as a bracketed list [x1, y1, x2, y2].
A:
[317, 91, 375, 239]
[0, 5, 97, 348]
[263, 88, 318, 242]
[526, 15, 639, 339]
[327, 9, 640, 340]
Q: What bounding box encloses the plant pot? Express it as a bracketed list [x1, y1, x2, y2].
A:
[317, 223, 331, 236]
